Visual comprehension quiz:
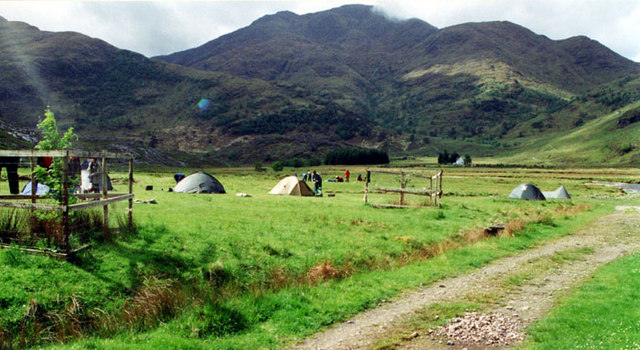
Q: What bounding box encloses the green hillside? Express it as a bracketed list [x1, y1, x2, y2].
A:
[1, 5, 639, 166]
[500, 101, 640, 166]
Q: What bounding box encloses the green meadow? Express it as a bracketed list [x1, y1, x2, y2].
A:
[524, 252, 640, 350]
[0, 164, 638, 349]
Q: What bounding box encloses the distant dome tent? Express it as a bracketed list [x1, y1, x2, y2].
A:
[21, 181, 49, 195]
[542, 185, 571, 199]
[269, 176, 314, 196]
[174, 172, 226, 194]
[508, 183, 545, 200]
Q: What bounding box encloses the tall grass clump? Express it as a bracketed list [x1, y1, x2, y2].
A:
[121, 276, 188, 331]
[0, 209, 26, 243]
[0, 295, 94, 349]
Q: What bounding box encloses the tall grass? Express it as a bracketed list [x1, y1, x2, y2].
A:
[0, 208, 133, 249]
[0, 210, 25, 243]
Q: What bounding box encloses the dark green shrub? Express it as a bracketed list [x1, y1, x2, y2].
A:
[271, 161, 284, 172]
[324, 149, 389, 165]
[308, 157, 322, 167]
[197, 303, 248, 337]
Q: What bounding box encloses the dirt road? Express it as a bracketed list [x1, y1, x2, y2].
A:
[291, 206, 640, 350]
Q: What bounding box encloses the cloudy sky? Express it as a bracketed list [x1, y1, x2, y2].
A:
[0, 1, 639, 62]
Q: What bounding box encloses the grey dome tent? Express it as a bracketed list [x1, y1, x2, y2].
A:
[542, 185, 571, 199]
[174, 172, 225, 194]
[21, 181, 50, 195]
[508, 183, 545, 200]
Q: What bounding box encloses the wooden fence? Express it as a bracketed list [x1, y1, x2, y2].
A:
[364, 168, 443, 208]
[0, 149, 134, 251]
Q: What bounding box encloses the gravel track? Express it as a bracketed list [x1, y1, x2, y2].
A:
[291, 206, 640, 350]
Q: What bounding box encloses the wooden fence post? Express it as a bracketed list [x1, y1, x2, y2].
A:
[400, 171, 405, 206]
[62, 150, 70, 251]
[128, 157, 133, 228]
[364, 170, 370, 203]
[102, 153, 109, 240]
[29, 155, 36, 232]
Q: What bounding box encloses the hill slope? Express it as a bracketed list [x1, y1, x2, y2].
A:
[1, 5, 639, 166]
[0, 15, 372, 164]
[158, 5, 639, 156]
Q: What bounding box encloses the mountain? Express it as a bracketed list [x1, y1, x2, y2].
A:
[157, 5, 639, 151]
[0, 15, 371, 164]
[1, 5, 639, 166]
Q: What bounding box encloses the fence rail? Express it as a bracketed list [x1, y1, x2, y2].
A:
[0, 149, 135, 252]
[364, 168, 442, 208]
[0, 150, 133, 159]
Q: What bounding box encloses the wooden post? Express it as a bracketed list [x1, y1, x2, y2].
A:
[363, 170, 371, 203]
[128, 157, 133, 228]
[30, 155, 36, 232]
[438, 170, 443, 206]
[430, 176, 433, 206]
[102, 153, 109, 240]
[62, 150, 70, 251]
[439, 170, 443, 199]
[400, 171, 405, 206]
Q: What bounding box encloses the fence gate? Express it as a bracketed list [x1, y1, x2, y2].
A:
[364, 168, 442, 208]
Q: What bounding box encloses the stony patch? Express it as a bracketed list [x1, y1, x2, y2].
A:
[438, 312, 524, 346]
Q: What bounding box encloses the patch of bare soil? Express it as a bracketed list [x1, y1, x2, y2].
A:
[290, 206, 640, 350]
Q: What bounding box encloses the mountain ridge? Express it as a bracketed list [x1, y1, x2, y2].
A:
[1, 4, 639, 165]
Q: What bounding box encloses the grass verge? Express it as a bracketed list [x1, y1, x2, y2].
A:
[59, 202, 611, 349]
[522, 253, 640, 350]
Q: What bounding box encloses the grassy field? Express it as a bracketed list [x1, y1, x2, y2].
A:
[0, 164, 638, 349]
[524, 252, 640, 350]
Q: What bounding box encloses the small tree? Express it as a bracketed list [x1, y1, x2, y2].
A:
[254, 162, 266, 172]
[463, 154, 472, 167]
[33, 108, 78, 205]
[271, 161, 284, 172]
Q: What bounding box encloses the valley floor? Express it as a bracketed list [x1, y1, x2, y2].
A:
[291, 205, 640, 350]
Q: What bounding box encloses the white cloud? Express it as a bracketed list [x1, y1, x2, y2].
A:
[0, 1, 638, 61]
[374, 0, 640, 61]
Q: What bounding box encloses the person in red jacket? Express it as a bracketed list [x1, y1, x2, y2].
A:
[344, 169, 350, 182]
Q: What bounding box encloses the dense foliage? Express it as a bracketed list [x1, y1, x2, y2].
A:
[324, 148, 389, 165]
[437, 150, 460, 164]
[33, 109, 78, 205]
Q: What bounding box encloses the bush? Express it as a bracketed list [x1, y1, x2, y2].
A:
[254, 162, 266, 172]
[324, 149, 389, 165]
[196, 303, 248, 337]
[308, 157, 322, 167]
[437, 150, 460, 164]
[281, 158, 305, 168]
[271, 161, 284, 172]
[464, 155, 472, 166]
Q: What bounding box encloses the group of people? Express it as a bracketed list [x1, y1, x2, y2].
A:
[0, 156, 109, 195]
[294, 169, 357, 195]
[296, 170, 323, 194]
